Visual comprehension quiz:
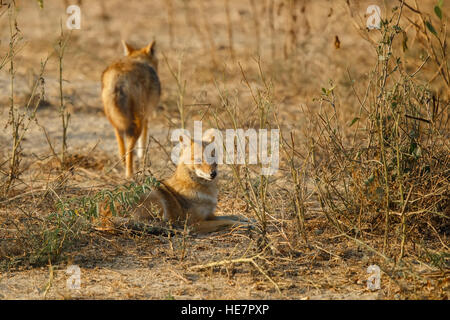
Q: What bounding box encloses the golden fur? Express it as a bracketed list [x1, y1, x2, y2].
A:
[132, 135, 251, 234]
[101, 40, 160, 178]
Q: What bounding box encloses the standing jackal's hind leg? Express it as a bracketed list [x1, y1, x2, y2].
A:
[137, 119, 148, 160]
[125, 133, 138, 179]
[114, 128, 126, 165]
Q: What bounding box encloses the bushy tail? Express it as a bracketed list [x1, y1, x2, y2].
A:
[102, 79, 134, 132]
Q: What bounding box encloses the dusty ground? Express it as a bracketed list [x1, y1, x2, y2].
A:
[0, 0, 448, 300]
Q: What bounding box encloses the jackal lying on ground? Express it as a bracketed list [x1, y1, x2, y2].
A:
[101, 40, 160, 178]
[131, 132, 252, 234]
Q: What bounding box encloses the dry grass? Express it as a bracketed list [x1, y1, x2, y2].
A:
[0, 0, 448, 299]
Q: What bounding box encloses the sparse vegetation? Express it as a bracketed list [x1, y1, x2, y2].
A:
[0, 0, 448, 299]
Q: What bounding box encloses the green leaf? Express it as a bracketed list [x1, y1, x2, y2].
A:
[37, 0, 44, 9]
[434, 6, 442, 19]
[348, 117, 360, 127]
[321, 87, 327, 94]
[438, 0, 444, 8]
[425, 21, 438, 36]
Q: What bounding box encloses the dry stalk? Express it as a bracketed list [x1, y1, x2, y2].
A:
[3, 3, 48, 196]
[224, 0, 235, 60]
[199, 0, 218, 67]
[249, 0, 261, 56]
[165, 0, 175, 48]
[57, 21, 72, 166]
[190, 254, 282, 294]
[162, 51, 187, 129]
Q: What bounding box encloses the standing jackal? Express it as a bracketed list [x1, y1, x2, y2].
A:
[102, 40, 160, 178]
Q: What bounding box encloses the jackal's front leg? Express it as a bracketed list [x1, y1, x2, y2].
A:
[191, 216, 254, 234]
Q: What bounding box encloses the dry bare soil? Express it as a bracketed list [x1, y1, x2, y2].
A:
[0, 0, 448, 299]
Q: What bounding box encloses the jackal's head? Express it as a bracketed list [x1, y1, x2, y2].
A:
[122, 40, 158, 71]
[177, 131, 218, 184]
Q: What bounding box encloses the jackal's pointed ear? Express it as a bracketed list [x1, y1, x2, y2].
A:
[144, 40, 156, 56]
[122, 41, 135, 56]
